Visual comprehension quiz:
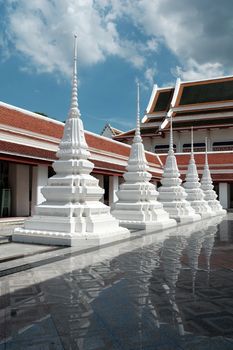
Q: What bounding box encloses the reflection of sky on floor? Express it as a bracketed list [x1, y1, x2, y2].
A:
[1, 214, 233, 349]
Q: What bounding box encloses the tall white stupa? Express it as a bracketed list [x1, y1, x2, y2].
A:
[158, 115, 201, 223]
[111, 83, 176, 231]
[200, 138, 226, 216]
[183, 128, 213, 218]
[13, 35, 130, 246]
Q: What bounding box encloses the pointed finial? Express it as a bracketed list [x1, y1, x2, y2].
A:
[69, 34, 81, 119]
[134, 81, 142, 142]
[169, 113, 174, 154]
[205, 137, 208, 165]
[191, 127, 194, 158]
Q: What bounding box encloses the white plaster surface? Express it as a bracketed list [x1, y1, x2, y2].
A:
[9, 164, 30, 217]
[219, 182, 230, 209]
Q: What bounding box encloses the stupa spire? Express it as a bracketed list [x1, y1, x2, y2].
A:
[111, 82, 176, 231]
[169, 114, 174, 154]
[191, 126, 194, 158]
[69, 34, 81, 119]
[56, 34, 90, 160]
[134, 81, 141, 141]
[183, 128, 213, 218]
[205, 137, 208, 165]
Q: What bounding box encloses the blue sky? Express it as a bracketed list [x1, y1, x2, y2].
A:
[0, 0, 232, 134]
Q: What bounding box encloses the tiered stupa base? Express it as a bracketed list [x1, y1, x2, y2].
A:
[112, 183, 177, 231]
[13, 227, 129, 247]
[113, 207, 177, 231]
[13, 204, 129, 247]
[186, 200, 214, 219]
[162, 203, 201, 224]
[207, 200, 226, 216]
[158, 187, 201, 224]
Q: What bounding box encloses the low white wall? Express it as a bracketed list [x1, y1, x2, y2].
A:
[31, 165, 48, 214]
[109, 176, 119, 206]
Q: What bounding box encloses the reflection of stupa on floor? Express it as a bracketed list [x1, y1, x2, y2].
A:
[186, 226, 206, 296]
[161, 233, 187, 335]
[183, 128, 213, 219]
[158, 115, 201, 224]
[202, 216, 223, 284]
[111, 83, 176, 231]
[13, 35, 129, 246]
[201, 138, 226, 216]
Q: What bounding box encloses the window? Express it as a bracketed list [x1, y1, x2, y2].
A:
[213, 141, 233, 151]
[183, 143, 205, 152]
[154, 145, 176, 154]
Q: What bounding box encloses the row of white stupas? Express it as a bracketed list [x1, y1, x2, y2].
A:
[12, 36, 226, 247]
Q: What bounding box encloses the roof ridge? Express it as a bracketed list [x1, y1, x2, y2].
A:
[0, 101, 64, 125]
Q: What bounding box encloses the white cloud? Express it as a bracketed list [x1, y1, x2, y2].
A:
[173, 59, 224, 81]
[144, 66, 157, 87]
[125, 0, 233, 79]
[2, 0, 233, 82]
[3, 0, 152, 76]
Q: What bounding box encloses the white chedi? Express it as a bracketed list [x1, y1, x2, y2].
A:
[200, 139, 226, 216]
[183, 128, 213, 218]
[13, 35, 129, 246]
[111, 83, 176, 231]
[158, 116, 201, 223]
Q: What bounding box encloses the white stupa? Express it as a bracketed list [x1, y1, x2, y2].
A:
[183, 128, 213, 218]
[200, 138, 226, 216]
[158, 115, 201, 223]
[111, 83, 176, 231]
[13, 35, 129, 246]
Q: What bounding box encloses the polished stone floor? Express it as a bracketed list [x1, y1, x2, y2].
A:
[0, 214, 233, 349]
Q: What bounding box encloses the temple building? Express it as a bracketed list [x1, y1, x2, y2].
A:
[113, 76, 233, 210]
[0, 75, 233, 219]
[0, 101, 162, 218]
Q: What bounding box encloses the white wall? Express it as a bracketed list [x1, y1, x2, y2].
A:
[210, 127, 233, 142]
[219, 182, 230, 209]
[31, 165, 48, 214]
[147, 128, 227, 153]
[109, 176, 119, 206]
[9, 163, 30, 216]
[94, 174, 104, 203]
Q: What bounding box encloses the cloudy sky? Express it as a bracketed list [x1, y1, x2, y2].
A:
[0, 0, 233, 133]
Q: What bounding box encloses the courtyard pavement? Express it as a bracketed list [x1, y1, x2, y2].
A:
[0, 214, 233, 349]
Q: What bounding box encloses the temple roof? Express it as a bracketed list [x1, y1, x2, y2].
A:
[0, 101, 162, 178]
[101, 123, 123, 136]
[142, 75, 233, 126]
